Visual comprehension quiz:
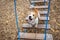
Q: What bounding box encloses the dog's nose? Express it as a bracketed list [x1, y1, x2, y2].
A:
[29, 16, 32, 20]
[29, 16, 31, 19]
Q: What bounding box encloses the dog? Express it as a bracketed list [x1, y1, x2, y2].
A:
[25, 11, 38, 27]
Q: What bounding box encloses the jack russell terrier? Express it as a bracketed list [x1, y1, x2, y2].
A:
[25, 11, 38, 27]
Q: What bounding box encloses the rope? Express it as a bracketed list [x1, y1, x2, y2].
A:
[14, 0, 20, 40]
[44, 0, 50, 40]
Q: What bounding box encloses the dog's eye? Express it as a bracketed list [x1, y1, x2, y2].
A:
[33, 15, 34, 16]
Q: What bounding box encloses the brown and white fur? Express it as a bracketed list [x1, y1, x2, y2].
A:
[25, 9, 38, 27]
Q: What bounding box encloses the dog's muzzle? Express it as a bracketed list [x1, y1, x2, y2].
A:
[29, 16, 32, 20]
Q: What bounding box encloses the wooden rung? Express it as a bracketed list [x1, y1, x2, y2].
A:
[22, 24, 50, 29]
[19, 32, 53, 40]
[39, 11, 48, 14]
[31, 0, 48, 3]
[30, 5, 48, 8]
[22, 23, 32, 28]
[36, 33, 53, 40]
[37, 24, 50, 29]
[20, 32, 35, 39]
[39, 17, 49, 20]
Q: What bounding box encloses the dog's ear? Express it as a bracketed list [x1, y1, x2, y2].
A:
[34, 8, 38, 14]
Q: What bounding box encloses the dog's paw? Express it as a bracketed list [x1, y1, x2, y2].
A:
[35, 25, 38, 28]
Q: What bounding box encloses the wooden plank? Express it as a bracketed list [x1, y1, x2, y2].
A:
[37, 24, 50, 29]
[39, 11, 48, 14]
[30, 5, 48, 8]
[31, 0, 48, 3]
[22, 23, 32, 28]
[22, 24, 50, 29]
[39, 16, 49, 20]
[36, 33, 53, 40]
[19, 32, 53, 40]
[20, 32, 35, 39]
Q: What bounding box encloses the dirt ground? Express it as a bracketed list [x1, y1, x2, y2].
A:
[0, 0, 60, 40]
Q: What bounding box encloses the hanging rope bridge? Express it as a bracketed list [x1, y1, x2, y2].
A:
[13, 0, 52, 40]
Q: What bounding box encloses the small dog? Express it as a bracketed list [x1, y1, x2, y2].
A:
[25, 11, 38, 27]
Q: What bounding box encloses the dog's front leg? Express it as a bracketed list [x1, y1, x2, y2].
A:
[35, 24, 38, 28]
[35, 17, 38, 28]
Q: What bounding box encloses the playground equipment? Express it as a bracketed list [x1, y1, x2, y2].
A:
[14, 0, 53, 40]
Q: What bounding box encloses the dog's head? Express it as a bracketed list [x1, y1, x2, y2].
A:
[25, 9, 38, 27]
[26, 11, 37, 21]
